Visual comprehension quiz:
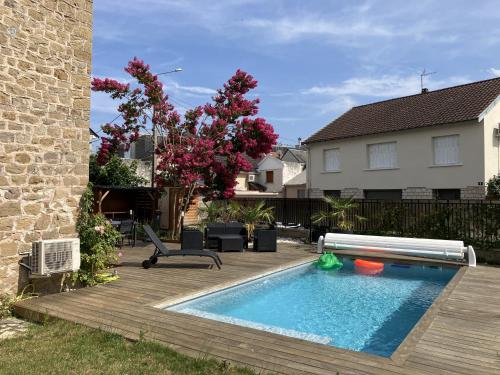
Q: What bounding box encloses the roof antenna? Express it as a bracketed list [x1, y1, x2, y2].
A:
[420, 69, 436, 93]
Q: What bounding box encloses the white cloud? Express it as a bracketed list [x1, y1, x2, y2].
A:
[303, 74, 470, 115]
[304, 74, 470, 99]
[243, 17, 395, 43]
[319, 96, 358, 115]
[173, 83, 216, 95]
[489, 68, 500, 77]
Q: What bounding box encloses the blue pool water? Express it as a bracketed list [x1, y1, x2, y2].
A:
[167, 258, 457, 357]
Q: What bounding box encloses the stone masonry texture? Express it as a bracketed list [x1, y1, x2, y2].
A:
[0, 0, 93, 294]
[402, 187, 434, 200]
[461, 185, 487, 200]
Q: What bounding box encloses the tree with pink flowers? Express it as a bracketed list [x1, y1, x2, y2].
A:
[92, 58, 278, 236]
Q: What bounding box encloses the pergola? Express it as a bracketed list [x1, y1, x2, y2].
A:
[93, 185, 159, 222]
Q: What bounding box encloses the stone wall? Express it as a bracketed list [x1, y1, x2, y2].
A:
[0, 0, 93, 294]
[461, 185, 487, 200]
[402, 187, 433, 200]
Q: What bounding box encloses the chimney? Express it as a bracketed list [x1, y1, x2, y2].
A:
[421, 88, 429, 94]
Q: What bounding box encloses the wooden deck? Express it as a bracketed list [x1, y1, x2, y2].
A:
[15, 243, 500, 375]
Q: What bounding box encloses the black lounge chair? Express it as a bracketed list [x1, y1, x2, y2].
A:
[141, 225, 222, 269]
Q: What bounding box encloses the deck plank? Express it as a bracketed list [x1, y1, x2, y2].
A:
[15, 242, 500, 375]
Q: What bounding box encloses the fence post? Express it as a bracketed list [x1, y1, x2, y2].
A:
[284, 197, 288, 226]
[308, 197, 312, 243]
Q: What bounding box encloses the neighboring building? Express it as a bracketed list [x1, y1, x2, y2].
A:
[0, 1, 93, 294]
[280, 148, 307, 164]
[257, 149, 306, 195]
[129, 134, 161, 161]
[283, 170, 307, 198]
[304, 78, 500, 200]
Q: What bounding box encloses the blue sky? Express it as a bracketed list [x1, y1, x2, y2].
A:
[92, 0, 500, 146]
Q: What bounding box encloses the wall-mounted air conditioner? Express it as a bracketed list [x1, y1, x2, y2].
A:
[30, 239, 80, 276]
[248, 174, 256, 182]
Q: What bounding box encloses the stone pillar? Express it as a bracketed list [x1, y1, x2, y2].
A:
[341, 188, 364, 199]
[402, 187, 433, 200]
[0, 0, 93, 294]
[461, 186, 487, 200]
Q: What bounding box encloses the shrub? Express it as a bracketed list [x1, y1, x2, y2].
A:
[487, 175, 500, 199]
[74, 183, 121, 286]
[89, 154, 147, 187]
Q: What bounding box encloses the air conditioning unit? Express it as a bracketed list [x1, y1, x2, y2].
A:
[248, 174, 256, 182]
[30, 238, 80, 276]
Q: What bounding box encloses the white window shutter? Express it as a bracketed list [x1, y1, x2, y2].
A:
[433, 135, 459, 165]
[324, 149, 340, 171]
[368, 142, 397, 169]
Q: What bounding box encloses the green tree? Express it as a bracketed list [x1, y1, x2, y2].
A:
[89, 154, 147, 187]
[487, 175, 500, 199]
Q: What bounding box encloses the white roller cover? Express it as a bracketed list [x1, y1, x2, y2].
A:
[318, 233, 476, 266]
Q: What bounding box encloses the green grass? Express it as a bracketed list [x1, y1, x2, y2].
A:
[0, 319, 261, 375]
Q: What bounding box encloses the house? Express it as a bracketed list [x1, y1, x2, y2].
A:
[256, 147, 306, 195]
[304, 78, 500, 200]
[283, 169, 307, 198]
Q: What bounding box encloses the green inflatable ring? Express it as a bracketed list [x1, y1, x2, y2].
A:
[315, 252, 343, 270]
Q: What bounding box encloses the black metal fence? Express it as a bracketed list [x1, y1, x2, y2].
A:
[233, 198, 500, 250]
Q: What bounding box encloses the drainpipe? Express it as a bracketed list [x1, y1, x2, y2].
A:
[305, 143, 311, 197]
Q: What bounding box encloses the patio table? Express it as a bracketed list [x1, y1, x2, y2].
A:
[216, 234, 244, 252]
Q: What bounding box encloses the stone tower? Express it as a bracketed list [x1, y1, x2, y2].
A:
[0, 0, 93, 294]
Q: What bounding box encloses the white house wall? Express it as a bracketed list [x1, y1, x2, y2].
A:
[482, 98, 500, 181]
[282, 161, 305, 185]
[257, 156, 284, 192]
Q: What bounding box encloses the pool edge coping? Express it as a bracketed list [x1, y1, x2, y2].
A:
[151, 255, 319, 309]
[389, 264, 466, 365]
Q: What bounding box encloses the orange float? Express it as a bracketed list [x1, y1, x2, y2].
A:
[354, 259, 384, 276]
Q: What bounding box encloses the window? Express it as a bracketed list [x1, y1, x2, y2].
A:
[324, 190, 341, 198]
[266, 171, 274, 183]
[297, 189, 306, 198]
[367, 142, 397, 169]
[364, 189, 402, 200]
[324, 148, 340, 172]
[433, 189, 460, 200]
[433, 135, 460, 166]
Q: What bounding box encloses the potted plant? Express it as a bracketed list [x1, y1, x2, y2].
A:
[311, 196, 366, 235]
[240, 201, 275, 240]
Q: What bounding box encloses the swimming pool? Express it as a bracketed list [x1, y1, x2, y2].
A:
[166, 258, 458, 357]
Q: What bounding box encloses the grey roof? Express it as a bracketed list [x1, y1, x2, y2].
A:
[284, 170, 306, 186]
[215, 154, 261, 171]
[280, 148, 307, 164]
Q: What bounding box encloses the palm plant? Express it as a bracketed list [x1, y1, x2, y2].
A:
[198, 200, 243, 227]
[240, 201, 275, 239]
[312, 196, 366, 232]
[198, 201, 225, 226]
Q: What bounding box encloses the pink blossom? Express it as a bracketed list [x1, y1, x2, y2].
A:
[94, 58, 277, 199]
